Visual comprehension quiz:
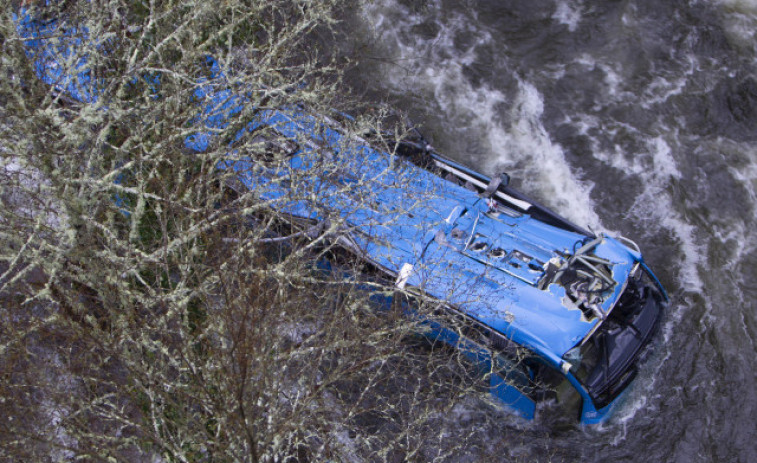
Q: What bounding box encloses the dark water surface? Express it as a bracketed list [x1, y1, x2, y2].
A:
[345, 0, 757, 461]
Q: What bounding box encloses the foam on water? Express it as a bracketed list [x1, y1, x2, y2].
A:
[608, 394, 648, 445]
[640, 56, 698, 107]
[552, 0, 583, 32]
[717, 0, 757, 12]
[715, 0, 757, 53]
[500, 80, 602, 229]
[572, 101, 704, 291]
[728, 143, 757, 213]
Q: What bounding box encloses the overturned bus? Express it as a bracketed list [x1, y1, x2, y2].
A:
[199, 97, 669, 424]
[17, 9, 668, 425]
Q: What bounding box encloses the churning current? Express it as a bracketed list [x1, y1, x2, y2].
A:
[344, 0, 757, 461]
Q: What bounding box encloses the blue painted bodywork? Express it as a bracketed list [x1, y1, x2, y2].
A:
[16, 9, 667, 424]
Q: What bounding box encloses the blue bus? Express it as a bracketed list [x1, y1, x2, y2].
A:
[16, 9, 668, 425]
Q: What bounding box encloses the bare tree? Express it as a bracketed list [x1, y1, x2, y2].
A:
[0, 1, 511, 462]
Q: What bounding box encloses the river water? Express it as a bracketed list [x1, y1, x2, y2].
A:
[344, 0, 757, 461]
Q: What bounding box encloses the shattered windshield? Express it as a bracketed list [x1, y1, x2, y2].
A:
[566, 268, 664, 408]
